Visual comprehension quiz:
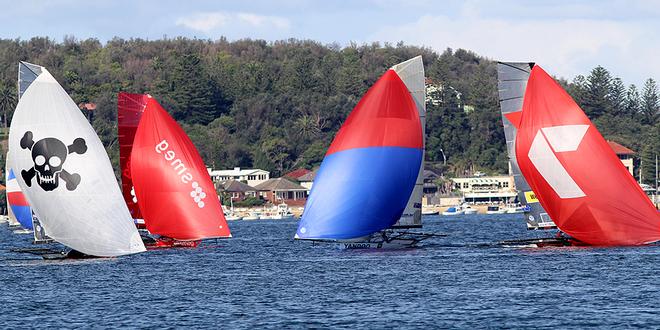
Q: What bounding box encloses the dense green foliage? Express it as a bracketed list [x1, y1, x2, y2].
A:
[0, 37, 657, 185]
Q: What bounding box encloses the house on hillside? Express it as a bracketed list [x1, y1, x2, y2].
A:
[606, 140, 635, 175]
[208, 167, 270, 187]
[284, 168, 311, 181]
[254, 178, 308, 207]
[219, 179, 257, 202]
[297, 171, 316, 190]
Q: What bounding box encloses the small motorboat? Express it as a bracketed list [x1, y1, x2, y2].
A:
[271, 203, 295, 220]
[421, 206, 439, 215]
[461, 204, 478, 215]
[486, 205, 506, 215]
[442, 206, 464, 216]
[243, 212, 262, 220]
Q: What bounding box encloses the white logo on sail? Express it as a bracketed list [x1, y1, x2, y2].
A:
[527, 124, 589, 199]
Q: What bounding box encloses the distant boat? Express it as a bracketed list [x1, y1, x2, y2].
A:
[129, 94, 231, 248]
[486, 205, 506, 215]
[442, 206, 464, 216]
[462, 204, 478, 215]
[243, 211, 262, 221]
[511, 64, 660, 246]
[9, 64, 145, 257]
[271, 203, 295, 220]
[117, 92, 148, 227]
[295, 56, 435, 249]
[497, 62, 556, 230]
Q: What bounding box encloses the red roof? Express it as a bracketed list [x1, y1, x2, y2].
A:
[284, 168, 311, 180]
[607, 140, 635, 155]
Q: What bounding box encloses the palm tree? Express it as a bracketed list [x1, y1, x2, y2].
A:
[0, 83, 16, 130]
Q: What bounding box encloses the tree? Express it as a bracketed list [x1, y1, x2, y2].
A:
[0, 82, 16, 129]
[641, 78, 659, 125]
[625, 84, 641, 118]
[608, 78, 626, 116]
[583, 66, 612, 118]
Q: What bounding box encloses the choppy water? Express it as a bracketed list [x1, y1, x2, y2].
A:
[1, 214, 660, 328]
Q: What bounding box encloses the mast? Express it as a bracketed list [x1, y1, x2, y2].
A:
[496, 62, 556, 230]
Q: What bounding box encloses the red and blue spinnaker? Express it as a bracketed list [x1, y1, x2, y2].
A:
[295, 68, 423, 240]
[6, 168, 33, 230]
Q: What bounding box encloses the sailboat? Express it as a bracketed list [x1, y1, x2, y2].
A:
[497, 62, 557, 230]
[295, 56, 436, 249]
[117, 92, 148, 227]
[510, 64, 660, 246]
[6, 152, 33, 234]
[8, 64, 145, 257]
[128, 94, 231, 248]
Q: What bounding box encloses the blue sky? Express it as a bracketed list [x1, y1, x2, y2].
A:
[2, 0, 659, 86]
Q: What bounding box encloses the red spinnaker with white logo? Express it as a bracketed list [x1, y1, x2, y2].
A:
[514, 65, 660, 245]
[118, 92, 148, 221]
[130, 96, 231, 240]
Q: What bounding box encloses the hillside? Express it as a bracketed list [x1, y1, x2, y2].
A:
[0, 37, 657, 182]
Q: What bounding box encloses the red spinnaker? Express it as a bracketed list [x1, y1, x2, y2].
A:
[326, 70, 422, 155]
[118, 92, 148, 221]
[130, 96, 230, 240]
[515, 66, 660, 245]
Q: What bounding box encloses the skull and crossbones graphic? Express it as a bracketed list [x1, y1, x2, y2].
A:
[20, 131, 87, 191]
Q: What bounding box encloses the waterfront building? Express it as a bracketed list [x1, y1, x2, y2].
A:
[254, 178, 309, 207]
[450, 176, 517, 204]
[219, 179, 257, 201]
[208, 167, 270, 187]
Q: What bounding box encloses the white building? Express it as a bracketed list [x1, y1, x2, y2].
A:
[450, 176, 517, 204]
[208, 167, 270, 187]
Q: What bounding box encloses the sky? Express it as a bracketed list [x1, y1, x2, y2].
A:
[1, 0, 659, 86]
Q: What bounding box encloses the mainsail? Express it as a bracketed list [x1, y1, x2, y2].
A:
[9, 68, 145, 256]
[6, 154, 33, 230]
[391, 56, 425, 228]
[129, 95, 231, 240]
[295, 58, 424, 240]
[117, 92, 148, 222]
[496, 62, 556, 230]
[514, 65, 660, 245]
[18, 61, 42, 99]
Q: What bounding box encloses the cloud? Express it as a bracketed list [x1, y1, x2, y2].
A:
[370, 4, 660, 85]
[176, 11, 290, 34]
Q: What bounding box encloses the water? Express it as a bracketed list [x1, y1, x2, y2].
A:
[1, 214, 659, 328]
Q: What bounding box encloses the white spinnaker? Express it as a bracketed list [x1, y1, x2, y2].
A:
[9, 69, 145, 256]
[391, 56, 425, 228]
[5, 152, 20, 227]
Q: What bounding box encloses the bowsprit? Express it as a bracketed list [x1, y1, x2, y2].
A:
[20, 131, 87, 191]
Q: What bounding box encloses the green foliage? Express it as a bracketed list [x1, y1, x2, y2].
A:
[235, 196, 265, 207]
[0, 37, 656, 180]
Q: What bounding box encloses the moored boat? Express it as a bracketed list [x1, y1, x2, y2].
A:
[442, 206, 464, 216]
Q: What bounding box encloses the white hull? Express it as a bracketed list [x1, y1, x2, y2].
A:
[225, 216, 242, 221]
[337, 239, 418, 249]
[442, 211, 464, 216]
[487, 210, 507, 215]
[13, 228, 33, 234]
